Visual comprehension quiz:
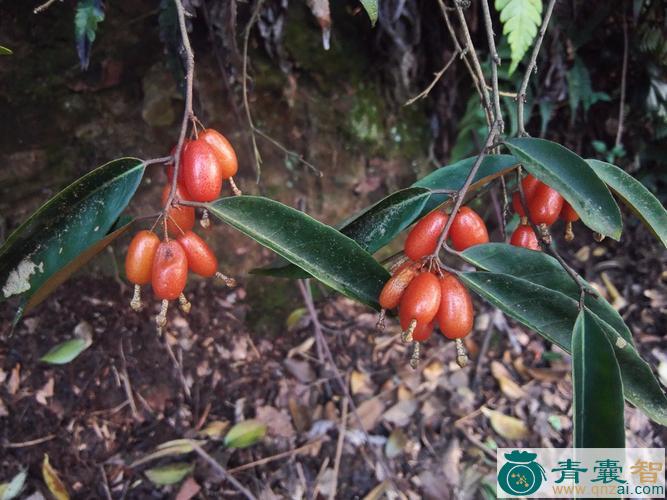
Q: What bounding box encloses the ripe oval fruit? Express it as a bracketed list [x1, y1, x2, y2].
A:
[527, 183, 564, 226]
[412, 320, 434, 342]
[437, 274, 473, 339]
[559, 201, 579, 222]
[379, 262, 418, 310]
[125, 230, 160, 285]
[177, 230, 218, 277]
[152, 240, 188, 300]
[200, 129, 238, 179]
[510, 224, 541, 251]
[166, 143, 188, 185]
[399, 272, 442, 328]
[449, 206, 489, 251]
[512, 174, 540, 216]
[161, 184, 195, 236]
[404, 211, 449, 261]
[182, 139, 223, 202]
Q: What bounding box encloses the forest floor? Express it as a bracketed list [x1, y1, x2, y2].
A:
[1, 223, 666, 499]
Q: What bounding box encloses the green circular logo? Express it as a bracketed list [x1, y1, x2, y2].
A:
[498, 451, 546, 496]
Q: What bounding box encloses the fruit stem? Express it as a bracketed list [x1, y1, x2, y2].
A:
[156, 299, 169, 328]
[130, 284, 142, 311]
[215, 272, 237, 287]
[200, 209, 211, 229]
[178, 293, 192, 314]
[401, 319, 417, 343]
[564, 221, 574, 242]
[229, 177, 243, 196]
[409, 342, 421, 369]
[376, 309, 386, 330]
[455, 339, 469, 368]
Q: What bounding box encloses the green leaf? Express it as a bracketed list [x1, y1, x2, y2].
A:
[359, 0, 378, 26]
[587, 159, 667, 247]
[0, 470, 27, 500]
[495, 0, 543, 74]
[0, 45, 12, 56]
[207, 196, 389, 309]
[144, 462, 194, 486]
[503, 137, 622, 239]
[572, 309, 625, 448]
[566, 57, 610, 121]
[412, 154, 519, 213]
[75, 0, 105, 70]
[255, 155, 517, 278]
[224, 419, 267, 449]
[40, 338, 92, 365]
[0, 158, 144, 321]
[461, 243, 632, 344]
[339, 187, 431, 254]
[460, 271, 667, 425]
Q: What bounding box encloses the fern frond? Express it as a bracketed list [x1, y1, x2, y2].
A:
[495, 0, 543, 74]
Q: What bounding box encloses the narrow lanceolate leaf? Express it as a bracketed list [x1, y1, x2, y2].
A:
[460, 271, 667, 425]
[0, 45, 12, 55]
[40, 337, 92, 365]
[42, 455, 69, 500]
[359, 0, 378, 26]
[572, 310, 625, 448]
[462, 243, 633, 344]
[412, 154, 519, 214]
[587, 159, 667, 247]
[495, 0, 543, 74]
[504, 138, 622, 239]
[0, 158, 144, 322]
[145, 463, 194, 486]
[255, 155, 518, 278]
[207, 196, 389, 309]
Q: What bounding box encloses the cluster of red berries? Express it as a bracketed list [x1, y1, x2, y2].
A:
[125, 128, 239, 327]
[509, 173, 580, 249]
[379, 206, 489, 365]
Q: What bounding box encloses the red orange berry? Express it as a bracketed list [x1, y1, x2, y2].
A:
[436, 274, 473, 339]
[161, 184, 195, 236]
[378, 262, 418, 310]
[182, 139, 224, 202]
[449, 206, 489, 251]
[404, 211, 448, 261]
[200, 129, 238, 179]
[177, 230, 218, 278]
[152, 240, 189, 301]
[510, 224, 541, 251]
[527, 183, 564, 226]
[399, 272, 442, 331]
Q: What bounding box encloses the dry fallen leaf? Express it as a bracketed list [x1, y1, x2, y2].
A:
[353, 398, 385, 431]
[350, 370, 374, 395]
[198, 420, 229, 439]
[481, 407, 529, 440]
[42, 454, 69, 500]
[175, 477, 201, 500]
[490, 361, 526, 400]
[385, 428, 407, 459]
[382, 399, 417, 427]
[256, 406, 295, 439]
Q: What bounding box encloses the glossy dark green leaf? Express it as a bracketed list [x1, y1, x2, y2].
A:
[339, 187, 431, 253]
[255, 155, 518, 278]
[207, 196, 389, 309]
[461, 243, 632, 344]
[359, 0, 378, 26]
[572, 309, 625, 447]
[587, 159, 667, 247]
[0, 158, 144, 319]
[503, 138, 622, 239]
[460, 271, 667, 425]
[412, 154, 518, 213]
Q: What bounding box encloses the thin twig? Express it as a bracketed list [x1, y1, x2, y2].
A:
[4, 434, 56, 448]
[226, 438, 326, 474]
[242, 0, 266, 182]
[33, 0, 60, 14]
[480, 0, 504, 131]
[615, 4, 629, 148]
[254, 127, 322, 177]
[99, 465, 113, 500]
[119, 339, 140, 420]
[404, 49, 460, 106]
[437, 0, 493, 126]
[329, 377, 349, 500]
[453, 2, 495, 123]
[163, 335, 192, 399]
[189, 442, 258, 500]
[165, 0, 196, 214]
[431, 121, 500, 259]
[516, 0, 557, 136]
